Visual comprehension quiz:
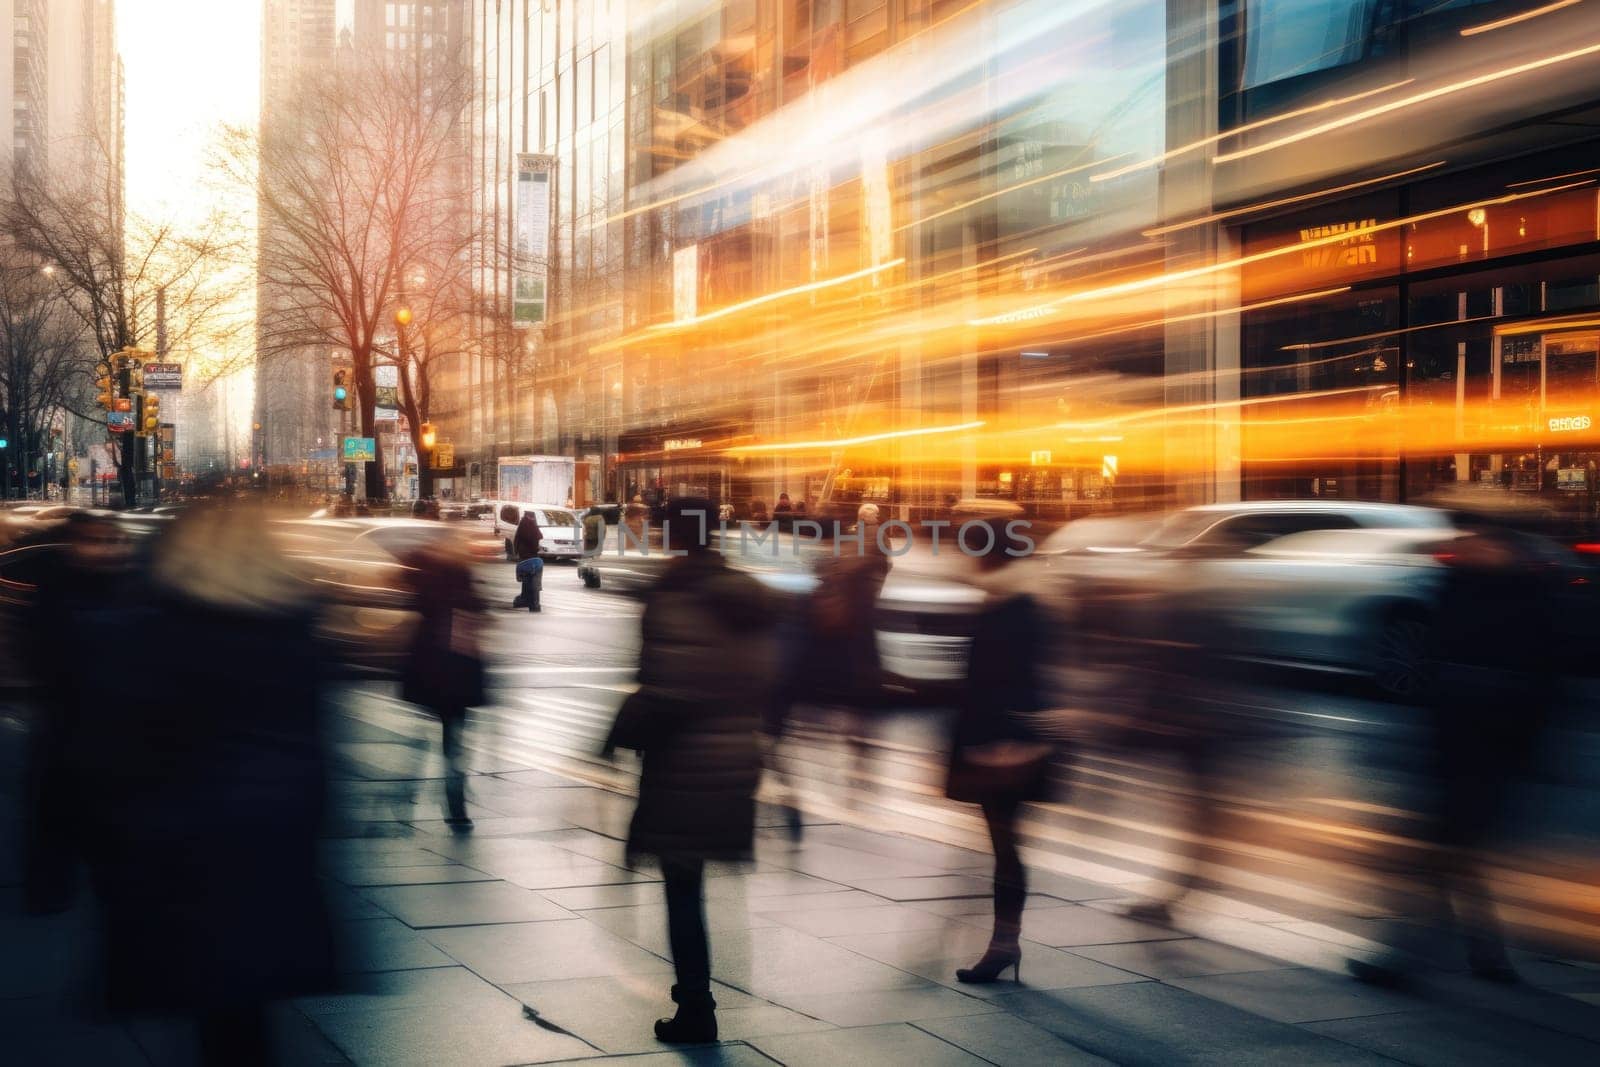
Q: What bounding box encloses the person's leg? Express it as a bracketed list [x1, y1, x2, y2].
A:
[656, 855, 715, 1041]
[527, 558, 543, 611]
[957, 797, 1026, 983]
[442, 713, 470, 825]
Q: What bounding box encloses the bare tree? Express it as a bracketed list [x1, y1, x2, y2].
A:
[3, 136, 248, 504]
[0, 245, 84, 497]
[223, 50, 473, 502]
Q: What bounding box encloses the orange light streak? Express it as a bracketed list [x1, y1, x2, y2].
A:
[727, 419, 986, 455]
[1213, 41, 1600, 164]
[1460, 0, 1582, 37]
[1141, 162, 1448, 238]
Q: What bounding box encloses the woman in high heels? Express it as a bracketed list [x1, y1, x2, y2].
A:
[945, 519, 1055, 984]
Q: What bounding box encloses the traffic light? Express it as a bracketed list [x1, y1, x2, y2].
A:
[395, 305, 413, 328]
[419, 422, 437, 450]
[332, 368, 352, 410]
[114, 397, 132, 413]
[0, 437, 7, 450]
[141, 392, 161, 434]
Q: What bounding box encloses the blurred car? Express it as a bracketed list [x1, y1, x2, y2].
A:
[1173, 527, 1464, 697]
[273, 518, 494, 676]
[0, 538, 66, 693]
[489, 501, 587, 561]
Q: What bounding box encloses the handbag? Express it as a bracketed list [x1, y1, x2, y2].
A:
[948, 740, 1060, 800]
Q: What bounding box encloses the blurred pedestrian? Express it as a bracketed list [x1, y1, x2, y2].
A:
[1349, 520, 1560, 986]
[28, 502, 337, 1065]
[401, 533, 488, 830]
[946, 519, 1057, 984]
[605, 497, 777, 1044]
[768, 502, 892, 830]
[512, 507, 544, 612]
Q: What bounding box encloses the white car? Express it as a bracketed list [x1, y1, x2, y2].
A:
[492, 501, 587, 560]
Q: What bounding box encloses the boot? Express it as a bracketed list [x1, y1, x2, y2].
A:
[654, 984, 716, 1044]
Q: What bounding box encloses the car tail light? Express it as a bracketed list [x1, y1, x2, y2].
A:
[1573, 543, 1600, 555]
[1431, 550, 1457, 564]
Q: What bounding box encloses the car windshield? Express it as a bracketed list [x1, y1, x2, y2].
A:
[536, 508, 578, 529]
[1141, 510, 1226, 549]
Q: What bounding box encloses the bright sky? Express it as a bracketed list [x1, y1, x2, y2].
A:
[118, 0, 260, 224]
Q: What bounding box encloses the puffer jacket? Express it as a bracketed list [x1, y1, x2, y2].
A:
[626, 551, 777, 860]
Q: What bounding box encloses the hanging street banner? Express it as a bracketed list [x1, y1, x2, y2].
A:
[143, 363, 182, 390]
[513, 153, 555, 327]
[374, 364, 399, 411]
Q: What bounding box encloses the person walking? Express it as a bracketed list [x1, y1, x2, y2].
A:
[512, 507, 544, 612]
[946, 519, 1056, 984]
[402, 534, 489, 830]
[27, 502, 339, 1065]
[1349, 518, 1559, 986]
[605, 498, 777, 1044]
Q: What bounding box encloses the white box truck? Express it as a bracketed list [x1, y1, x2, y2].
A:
[497, 455, 575, 507]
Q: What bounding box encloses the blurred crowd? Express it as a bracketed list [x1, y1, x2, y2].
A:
[4, 489, 1596, 1058]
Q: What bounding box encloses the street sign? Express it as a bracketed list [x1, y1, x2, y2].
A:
[433, 442, 454, 470]
[342, 436, 376, 462]
[108, 411, 134, 432]
[144, 363, 182, 390]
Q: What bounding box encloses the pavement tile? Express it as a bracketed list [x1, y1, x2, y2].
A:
[770, 903, 954, 938]
[582, 901, 782, 957]
[489, 768, 588, 788]
[334, 917, 456, 974]
[500, 861, 658, 891]
[770, 986, 1000, 1027]
[324, 882, 389, 921]
[333, 863, 498, 888]
[1071, 937, 1286, 980]
[994, 982, 1395, 1065]
[1422, 971, 1600, 1044]
[748, 1021, 992, 1066]
[714, 926, 933, 997]
[850, 874, 995, 901]
[1306, 1007, 1600, 1065]
[797, 827, 990, 870]
[535, 1046, 781, 1066]
[827, 928, 1149, 998]
[1167, 967, 1423, 1024]
[541, 881, 667, 911]
[915, 1012, 1119, 1066]
[509, 973, 829, 1054]
[425, 917, 673, 984]
[308, 1000, 594, 1066]
[360, 880, 572, 928]
[322, 843, 458, 868]
[1003, 903, 1189, 948]
[783, 842, 949, 884]
[295, 965, 517, 1017]
[408, 814, 575, 836]
[1032, 870, 1133, 902]
[704, 871, 842, 898]
[747, 889, 887, 912]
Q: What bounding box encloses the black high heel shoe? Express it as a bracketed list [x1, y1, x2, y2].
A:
[956, 946, 1022, 984]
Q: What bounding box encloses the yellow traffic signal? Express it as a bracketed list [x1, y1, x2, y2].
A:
[395, 306, 413, 328]
[142, 393, 161, 433]
[420, 422, 437, 449]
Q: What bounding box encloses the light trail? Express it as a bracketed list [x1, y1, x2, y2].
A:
[1213, 40, 1600, 164]
[1460, 0, 1582, 37]
[726, 420, 986, 454]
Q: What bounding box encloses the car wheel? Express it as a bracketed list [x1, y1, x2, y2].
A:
[1375, 614, 1428, 699]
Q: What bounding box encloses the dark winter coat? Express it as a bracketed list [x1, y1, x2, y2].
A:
[797, 548, 891, 708]
[946, 591, 1051, 803]
[625, 551, 777, 861]
[401, 549, 488, 716]
[28, 555, 338, 1013]
[514, 512, 544, 561]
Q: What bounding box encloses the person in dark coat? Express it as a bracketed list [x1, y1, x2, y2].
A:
[946, 519, 1054, 984]
[766, 503, 892, 834]
[402, 534, 488, 829]
[513, 508, 544, 611]
[1350, 521, 1559, 986]
[609, 497, 776, 1044]
[28, 503, 338, 1065]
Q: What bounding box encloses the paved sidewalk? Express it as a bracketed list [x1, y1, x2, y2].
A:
[5, 701, 1600, 1066]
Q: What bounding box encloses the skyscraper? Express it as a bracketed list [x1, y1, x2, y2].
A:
[254, 0, 338, 471]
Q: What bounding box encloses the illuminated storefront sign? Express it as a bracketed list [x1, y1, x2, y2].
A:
[664, 438, 703, 452]
[1548, 415, 1592, 433]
